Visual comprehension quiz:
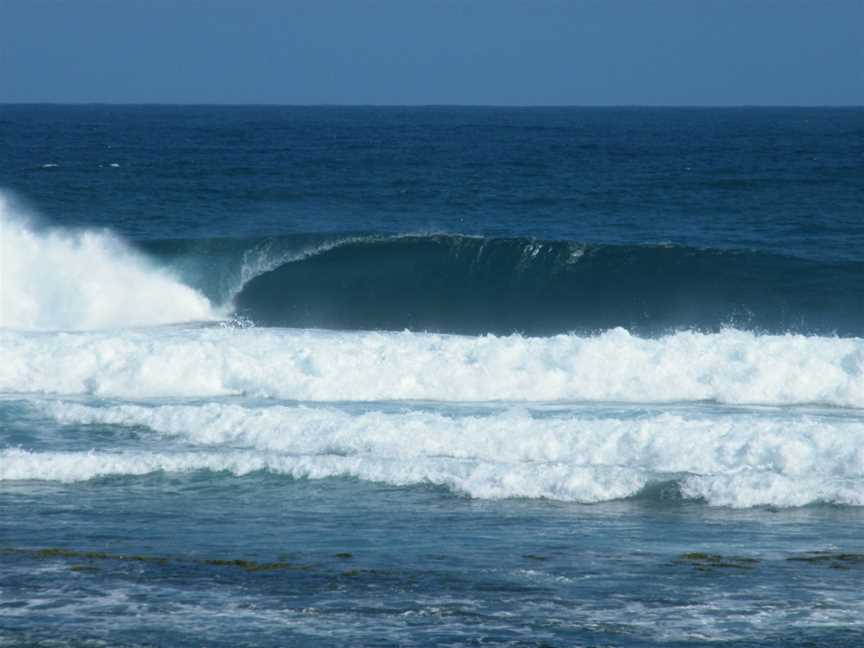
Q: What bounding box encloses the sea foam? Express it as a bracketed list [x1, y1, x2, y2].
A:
[0, 195, 216, 330]
[2, 326, 862, 407]
[6, 373, 864, 507]
[3, 440, 862, 507]
[0, 447, 654, 502]
[39, 401, 864, 479]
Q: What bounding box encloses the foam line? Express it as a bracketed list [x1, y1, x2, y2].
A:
[2, 447, 862, 507]
[3, 327, 863, 407]
[40, 401, 864, 479]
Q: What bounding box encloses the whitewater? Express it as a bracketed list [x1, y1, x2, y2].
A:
[0, 196, 217, 330]
[2, 106, 863, 648]
[3, 398, 862, 507]
[3, 196, 863, 510]
[4, 326, 864, 406]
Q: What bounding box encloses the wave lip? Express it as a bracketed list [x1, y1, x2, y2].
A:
[2, 327, 863, 408]
[0, 194, 217, 331]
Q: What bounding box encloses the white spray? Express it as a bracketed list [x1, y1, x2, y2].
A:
[0, 194, 217, 331]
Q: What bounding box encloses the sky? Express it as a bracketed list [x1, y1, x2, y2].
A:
[1, 0, 862, 106]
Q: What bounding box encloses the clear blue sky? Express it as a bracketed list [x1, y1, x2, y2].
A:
[2, 0, 862, 105]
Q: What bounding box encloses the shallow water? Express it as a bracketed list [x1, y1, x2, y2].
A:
[4, 475, 864, 647]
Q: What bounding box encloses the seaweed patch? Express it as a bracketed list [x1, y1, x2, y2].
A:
[786, 552, 864, 570]
[0, 547, 312, 573]
[675, 552, 760, 571]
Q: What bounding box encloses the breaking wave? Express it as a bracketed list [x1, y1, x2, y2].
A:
[2, 326, 862, 407]
[3, 192, 863, 509]
[3, 189, 860, 336]
[226, 234, 863, 336]
[140, 231, 864, 336]
[0, 195, 217, 331]
[4, 399, 864, 507]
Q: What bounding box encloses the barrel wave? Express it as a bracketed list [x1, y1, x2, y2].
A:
[226, 234, 864, 336]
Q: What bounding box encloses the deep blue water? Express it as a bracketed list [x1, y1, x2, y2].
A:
[1, 106, 863, 646]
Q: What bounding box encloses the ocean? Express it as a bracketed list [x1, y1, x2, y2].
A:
[1, 105, 863, 647]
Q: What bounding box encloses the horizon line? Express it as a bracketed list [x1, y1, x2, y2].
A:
[2, 101, 863, 109]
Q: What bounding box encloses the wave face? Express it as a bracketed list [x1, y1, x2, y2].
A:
[229, 234, 864, 336]
[0, 196, 216, 331]
[3, 326, 862, 407]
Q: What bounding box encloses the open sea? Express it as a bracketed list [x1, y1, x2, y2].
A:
[1, 105, 863, 647]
